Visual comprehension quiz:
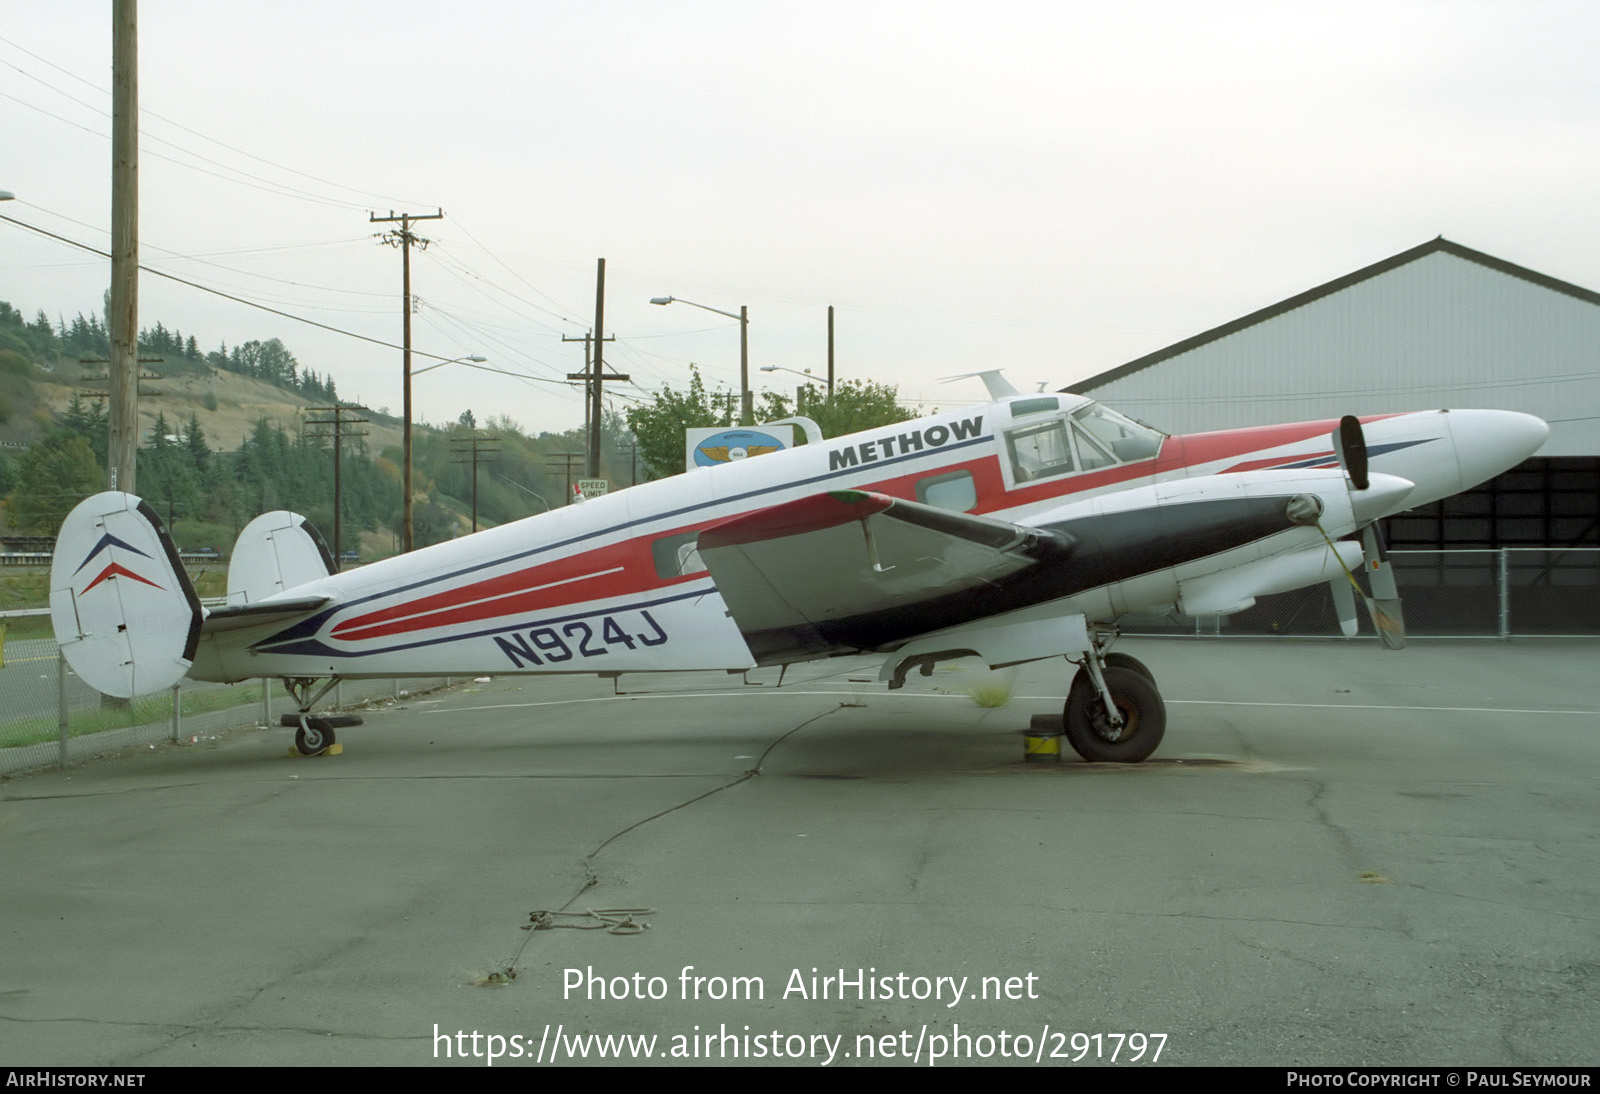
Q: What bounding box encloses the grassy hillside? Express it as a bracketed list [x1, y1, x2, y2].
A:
[10, 365, 405, 455]
[0, 303, 633, 558]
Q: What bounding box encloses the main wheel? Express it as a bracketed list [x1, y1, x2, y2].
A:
[1063, 665, 1166, 763]
[1103, 651, 1154, 683]
[294, 717, 336, 756]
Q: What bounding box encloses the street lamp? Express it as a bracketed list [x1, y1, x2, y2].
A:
[650, 295, 751, 424]
[404, 354, 485, 552]
[759, 364, 818, 413]
[0, 192, 14, 201]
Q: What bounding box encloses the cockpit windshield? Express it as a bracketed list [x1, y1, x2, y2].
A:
[1072, 403, 1164, 463]
[1002, 399, 1163, 486]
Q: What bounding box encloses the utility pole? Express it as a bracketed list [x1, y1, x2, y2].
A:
[450, 432, 500, 532]
[305, 405, 370, 567]
[580, 260, 630, 479]
[739, 304, 751, 425]
[548, 451, 584, 505]
[590, 259, 604, 479]
[108, 0, 138, 493]
[371, 208, 444, 552]
[827, 305, 835, 399]
[562, 329, 617, 460]
[79, 356, 163, 402]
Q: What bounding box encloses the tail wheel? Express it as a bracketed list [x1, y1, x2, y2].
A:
[294, 717, 336, 756]
[1064, 665, 1166, 763]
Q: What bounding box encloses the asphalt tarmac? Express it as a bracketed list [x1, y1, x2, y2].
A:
[2, 638, 1596, 1068]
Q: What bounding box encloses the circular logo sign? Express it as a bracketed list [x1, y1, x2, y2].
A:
[693, 429, 786, 467]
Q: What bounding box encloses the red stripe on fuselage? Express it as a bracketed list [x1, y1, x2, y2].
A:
[323, 415, 1393, 644]
[330, 534, 702, 642]
[1174, 414, 1404, 472]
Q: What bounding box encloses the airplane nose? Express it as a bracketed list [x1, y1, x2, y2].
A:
[1446, 409, 1550, 490]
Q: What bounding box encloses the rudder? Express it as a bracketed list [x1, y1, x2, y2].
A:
[49, 492, 202, 698]
[227, 511, 335, 605]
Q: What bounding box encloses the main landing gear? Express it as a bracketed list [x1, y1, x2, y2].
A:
[280, 677, 363, 756]
[1063, 644, 1166, 763]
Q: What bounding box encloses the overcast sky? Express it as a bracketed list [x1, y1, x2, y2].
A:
[5, 1, 1600, 437]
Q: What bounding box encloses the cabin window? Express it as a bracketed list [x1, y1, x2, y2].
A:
[651, 532, 707, 578]
[916, 470, 977, 512]
[1004, 419, 1075, 483]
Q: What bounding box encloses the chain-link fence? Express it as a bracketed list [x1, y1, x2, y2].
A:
[1122, 547, 1600, 638]
[0, 626, 454, 774]
[5, 548, 1595, 772]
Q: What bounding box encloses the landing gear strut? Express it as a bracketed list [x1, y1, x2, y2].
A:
[280, 677, 363, 756]
[1063, 641, 1166, 763]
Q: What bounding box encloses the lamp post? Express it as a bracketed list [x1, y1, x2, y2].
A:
[759, 364, 817, 413]
[650, 295, 750, 424]
[404, 354, 485, 551]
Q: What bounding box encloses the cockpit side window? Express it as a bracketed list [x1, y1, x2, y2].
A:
[1071, 426, 1117, 471]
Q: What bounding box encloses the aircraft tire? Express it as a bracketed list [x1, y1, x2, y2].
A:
[1064, 666, 1165, 763]
[1103, 651, 1154, 683]
[294, 717, 337, 756]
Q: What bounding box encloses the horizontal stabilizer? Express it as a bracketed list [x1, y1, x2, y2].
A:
[202, 596, 332, 633]
[228, 511, 335, 605]
[49, 492, 202, 698]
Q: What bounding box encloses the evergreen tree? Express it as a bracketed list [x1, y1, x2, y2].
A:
[7, 432, 101, 532]
[61, 394, 110, 466]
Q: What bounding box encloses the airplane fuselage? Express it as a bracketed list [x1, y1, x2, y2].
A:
[185, 393, 1547, 684]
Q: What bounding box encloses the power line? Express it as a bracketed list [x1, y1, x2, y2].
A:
[0, 34, 434, 212]
[0, 212, 463, 362]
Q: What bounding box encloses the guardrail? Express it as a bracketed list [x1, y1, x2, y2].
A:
[2, 551, 223, 566]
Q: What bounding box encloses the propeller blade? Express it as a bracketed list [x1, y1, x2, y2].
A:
[1334, 415, 1370, 491]
[1328, 576, 1359, 638]
[1360, 522, 1406, 650]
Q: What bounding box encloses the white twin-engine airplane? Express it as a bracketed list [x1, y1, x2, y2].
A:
[49, 372, 1548, 762]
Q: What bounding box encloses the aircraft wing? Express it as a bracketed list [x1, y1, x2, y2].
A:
[697, 490, 1071, 662]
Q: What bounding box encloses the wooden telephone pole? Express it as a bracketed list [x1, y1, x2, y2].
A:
[108, 0, 138, 493]
[563, 327, 623, 474]
[305, 405, 370, 567]
[450, 433, 500, 532]
[371, 209, 443, 552]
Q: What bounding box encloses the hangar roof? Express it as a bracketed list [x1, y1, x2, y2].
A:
[1066, 238, 1600, 396]
[1062, 238, 1600, 457]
